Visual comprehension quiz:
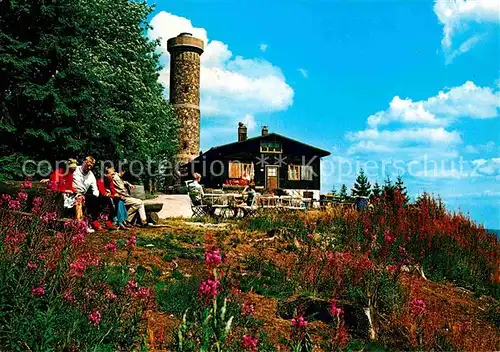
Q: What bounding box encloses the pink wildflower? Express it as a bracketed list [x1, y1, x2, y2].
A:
[63, 290, 75, 303]
[27, 262, 37, 270]
[384, 230, 394, 244]
[125, 235, 136, 248]
[88, 309, 101, 326]
[411, 299, 426, 316]
[4, 230, 26, 249]
[199, 279, 220, 300]
[329, 301, 344, 317]
[31, 286, 45, 297]
[71, 234, 85, 246]
[104, 240, 117, 253]
[241, 334, 258, 351]
[22, 180, 33, 189]
[105, 289, 117, 301]
[126, 279, 139, 293]
[242, 303, 255, 316]
[17, 192, 28, 202]
[291, 315, 308, 329]
[135, 287, 152, 302]
[204, 248, 222, 266]
[9, 199, 21, 210]
[41, 212, 57, 223]
[68, 254, 99, 278]
[32, 196, 42, 206]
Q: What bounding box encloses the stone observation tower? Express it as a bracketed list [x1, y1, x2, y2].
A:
[167, 32, 204, 165]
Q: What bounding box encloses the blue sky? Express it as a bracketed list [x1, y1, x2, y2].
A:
[148, 0, 500, 228]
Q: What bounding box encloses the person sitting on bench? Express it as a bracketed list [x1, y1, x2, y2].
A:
[73, 156, 116, 231]
[96, 168, 128, 230]
[112, 167, 152, 228]
[41, 158, 80, 216]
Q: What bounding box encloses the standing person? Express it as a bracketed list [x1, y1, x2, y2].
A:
[112, 167, 151, 227]
[73, 156, 115, 231]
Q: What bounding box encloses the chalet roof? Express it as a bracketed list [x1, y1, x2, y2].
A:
[199, 132, 331, 158]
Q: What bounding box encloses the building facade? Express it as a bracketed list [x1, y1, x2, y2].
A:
[184, 124, 331, 200]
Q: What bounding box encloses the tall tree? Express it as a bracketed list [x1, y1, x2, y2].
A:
[352, 168, 371, 197]
[395, 175, 410, 205]
[371, 181, 381, 199]
[0, 0, 177, 182]
[383, 173, 395, 196]
[339, 184, 348, 201]
[331, 185, 337, 195]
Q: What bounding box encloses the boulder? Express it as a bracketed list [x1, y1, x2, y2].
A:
[277, 296, 370, 339]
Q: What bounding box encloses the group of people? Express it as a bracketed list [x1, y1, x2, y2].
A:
[187, 173, 258, 208]
[42, 156, 152, 232]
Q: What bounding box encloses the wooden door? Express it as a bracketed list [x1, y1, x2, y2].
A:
[266, 166, 279, 190]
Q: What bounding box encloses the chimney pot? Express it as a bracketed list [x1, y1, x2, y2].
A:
[238, 122, 247, 142]
[261, 125, 269, 136]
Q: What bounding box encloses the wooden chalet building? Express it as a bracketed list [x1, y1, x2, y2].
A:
[183, 123, 330, 200]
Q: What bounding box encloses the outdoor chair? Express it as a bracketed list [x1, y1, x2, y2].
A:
[236, 194, 260, 218]
[189, 193, 209, 219]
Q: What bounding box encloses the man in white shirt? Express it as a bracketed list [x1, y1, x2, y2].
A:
[73, 156, 114, 231]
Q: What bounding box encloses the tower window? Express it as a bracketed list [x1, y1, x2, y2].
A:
[182, 141, 189, 150]
[183, 85, 190, 93]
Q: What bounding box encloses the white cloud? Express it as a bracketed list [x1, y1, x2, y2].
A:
[298, 68, 308, 78]
[465, 145, 479, 154]
[414, 168, 468, 179]
[149, 12, 294, 118]
[472, 157, 500, 176]
[434, 0, 500, 58]
[259, 43, 268, 52]
[347, 127, 462, 145]
[445, 34, 485, 64]
[368, 81, 499, 128]
[465, 141, 497, 154]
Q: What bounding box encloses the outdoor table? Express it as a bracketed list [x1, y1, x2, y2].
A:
[259, 196, 280, 208]
[203, 193, 244, 218]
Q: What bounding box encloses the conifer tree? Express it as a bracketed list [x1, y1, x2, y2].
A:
[331, 185, 337, 195]
[339, 184, 348, 201]
[352, 169, 371, 197]
[371, 181, 381, 199]
[395, 175, 410, 205]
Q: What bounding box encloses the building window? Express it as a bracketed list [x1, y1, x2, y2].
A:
[301, 165, 314, 181]
[229, 161, 254, 179]
[260, 141, 282, 153]
[288, 165, 301, 181]
[288, 164, 314, 181]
